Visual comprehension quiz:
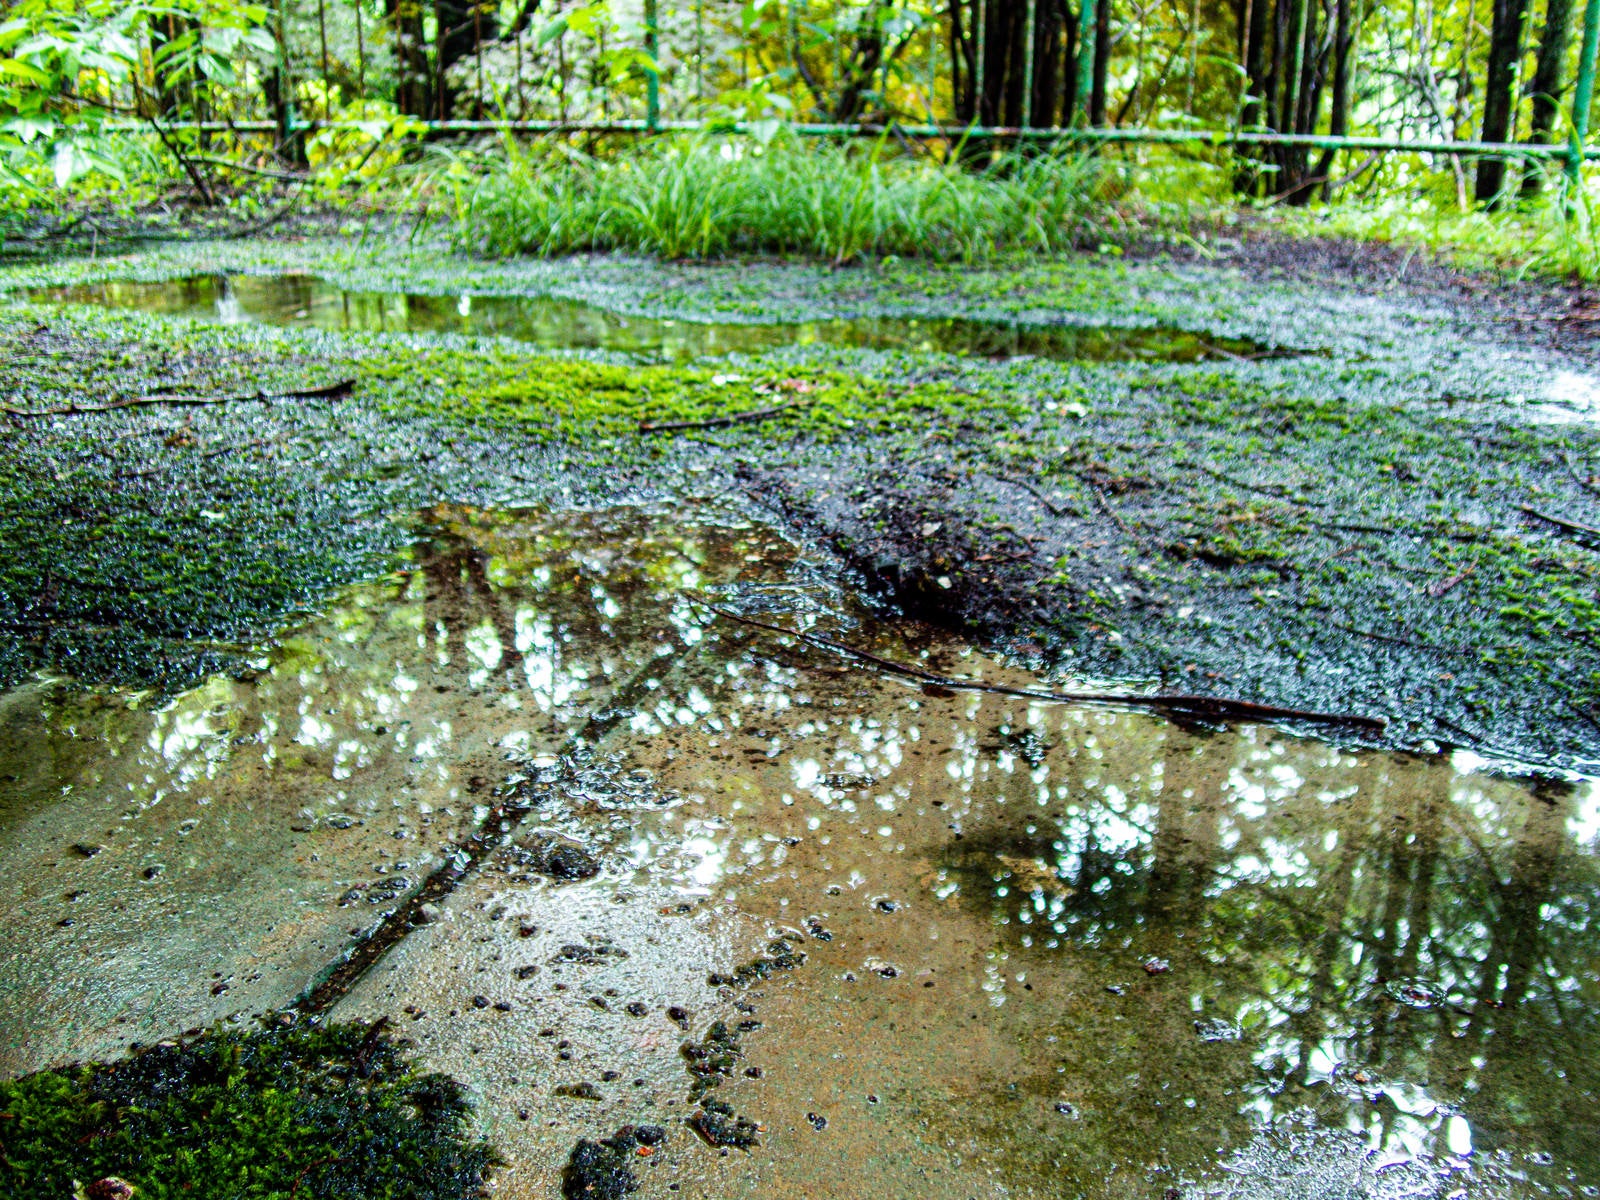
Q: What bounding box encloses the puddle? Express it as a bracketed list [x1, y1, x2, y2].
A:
[24, 273, 1277, 363]
[1, 502, 1595, 1198]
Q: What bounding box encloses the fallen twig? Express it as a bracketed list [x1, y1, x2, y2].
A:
[1425, 568, 1474, 598]
[639, 401, 801, 433]
[1333, 621, 1479, 657]
[1195, 341, 1301, 364]
[701, 603, 1386, 734]
[1175, 458, 1324, 505]
[1, 378, 355, 419]
[186, 154, 309, 181]
[989, 472, 1075, 518]
[1520, 503, 1600, 541]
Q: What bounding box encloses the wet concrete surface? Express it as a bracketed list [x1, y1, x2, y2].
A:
[3, 500, 1596, 1197]
[26, 273, 1278, 364]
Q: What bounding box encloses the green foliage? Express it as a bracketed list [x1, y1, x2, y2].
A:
[0, 0, 272, 198]
[455, 132, 1109, 262]
[0, 1022, 495, 1199]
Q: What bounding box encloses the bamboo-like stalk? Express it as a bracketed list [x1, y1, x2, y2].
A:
[645, 0, 660, 130]
[1076, 0, 1096, 122]
[1570, 0, 1600, 185]
[1022, 0, 1036, 125]
[354, 0, 365, 96]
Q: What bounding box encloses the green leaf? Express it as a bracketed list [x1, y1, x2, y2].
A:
[0, 58, 51, 85]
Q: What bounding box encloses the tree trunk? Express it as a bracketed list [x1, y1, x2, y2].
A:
[1060, 0, 1081, 124]
[1476, 0, 1533, 203]
[387, 0, 432, 117]
[951, 0, 975, 122]
[1313, 0, 1356, 199]
[1090, 0, 1110, 123]
[1235, 0, 1272, 189]
[1525, 0, 1576, 191]
[960, 0, 1071, 126]
[432, 0, 498, 120]
[834, 28, 886, 120]
[1270, 0, 1315, 198]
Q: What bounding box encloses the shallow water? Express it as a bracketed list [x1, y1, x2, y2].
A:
[1, 502, 1595, 1198]
[26, 273, 1278, 363]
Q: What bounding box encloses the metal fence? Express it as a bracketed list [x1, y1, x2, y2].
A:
[120, 0, 1600, 187]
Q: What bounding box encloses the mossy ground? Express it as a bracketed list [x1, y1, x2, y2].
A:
[1, 236, 1596, 770]
[0, 1022, 494, 1199]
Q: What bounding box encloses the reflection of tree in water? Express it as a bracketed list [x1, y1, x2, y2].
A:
[950, 723, 1600, 1178]
[408, 505, 790, 716]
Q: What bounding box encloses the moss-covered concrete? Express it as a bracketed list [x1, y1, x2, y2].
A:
[2, 236, 1596, 767]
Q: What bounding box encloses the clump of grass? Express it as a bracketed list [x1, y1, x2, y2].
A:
[454, 132, 1110, 262]
[0, 1022, 496, 1199]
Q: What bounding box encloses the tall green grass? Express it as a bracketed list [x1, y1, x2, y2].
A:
[453, 133, 1111, 262]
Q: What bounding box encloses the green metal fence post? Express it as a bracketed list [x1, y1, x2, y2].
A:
[645, 0, 661, 131]
[974, 0, 985, 120]
[1076, 0, 1096, 123]
[1569, 0, 1600, 191]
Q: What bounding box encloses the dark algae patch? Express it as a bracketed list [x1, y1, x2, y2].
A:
[0, 1022, 494, 1199]
[561, 1125, 666, 1199]
[0, 442, 398, 690]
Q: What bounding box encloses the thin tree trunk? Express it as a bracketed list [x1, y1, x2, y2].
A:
[951, 0, 975, 122]
[1091, 0, 1110, 122]
[1525, 0, 1576, 191]
[966, 0, 1070, 128]
[387, 0, 431, 117]
[1314, 0, 1354, 197]
[1235, 0, 1271, 189]
[1476, 0, 1533, 203]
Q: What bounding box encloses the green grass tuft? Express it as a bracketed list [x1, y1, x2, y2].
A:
[454, 133, 1109, 263]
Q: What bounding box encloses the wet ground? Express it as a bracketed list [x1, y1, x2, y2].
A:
[3, 238, 1600, 1196]
[6, 239, 1600, 766]
[2, 501, 1595, 1196]
[3, 499, 1596, 1196]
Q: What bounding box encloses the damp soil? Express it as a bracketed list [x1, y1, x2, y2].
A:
[4, 237, 1600, 1194]
[0, 501, 1595, 1198]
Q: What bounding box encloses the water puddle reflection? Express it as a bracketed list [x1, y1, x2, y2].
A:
[0, 502, 1593, 1197]
[26, 274, 1278, 364]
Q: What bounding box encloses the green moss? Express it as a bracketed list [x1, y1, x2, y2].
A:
[0, 436, 402, 690]
[365, 352, 1007, 445]
[5, 239, 1600, 762]
[0, 1023, 495, 1199]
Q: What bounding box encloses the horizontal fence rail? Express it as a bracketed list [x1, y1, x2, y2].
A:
[104, 119, 1600, 161]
